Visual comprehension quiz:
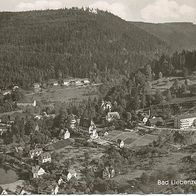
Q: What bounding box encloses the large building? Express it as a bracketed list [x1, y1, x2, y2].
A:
[62, 78, 90, 87]
[174, 113, 196, 130]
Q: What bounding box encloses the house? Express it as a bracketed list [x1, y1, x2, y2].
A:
[15, 146, 23, 153]
[117, 139, 125, 148]
[0, 187, 8, 195]
[66, 169, 77, 181]
[82, 78, 90, 85]
[69, 80, 76, 86]
[59, 129, 70, 140]
[90, 129, 99, 140]
[33, 83, 41, 93]
[174, 113, 196, 130]
[101, 101, 112, 112]
[48, 79, 59, 87]
[32, 166, 46, 178]
[33, 83, 40, 88]
[106, 112, 120, 122]
[102, 166, 115, 179]
[75, 80, 83, 86]
[13, 86, 19, 91]
[62, 80, 70, 86]
[38, 152, 51, 164]
[2, 90, 11, 96]
[64, 130, 70, 140]
[29, 148, 43, 159]
[146, 117, 165, 127]
[34, 115, 42, 120]
[19, 189, 32, 195]
[58, 177, 65, 185]
[51, 185, 59, 195]
[17, 100, 37, 108]
[0, 126, 8, 136]
[35, 124, 39, 132]
[89, 121, 96, 134]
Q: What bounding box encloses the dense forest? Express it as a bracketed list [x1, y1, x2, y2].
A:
[0, 8, 169, 89]
[132, 22, 196, 50]
[151, 50, 196, 77]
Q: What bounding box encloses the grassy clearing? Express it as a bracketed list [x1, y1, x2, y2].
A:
[26, 85, 99, 103]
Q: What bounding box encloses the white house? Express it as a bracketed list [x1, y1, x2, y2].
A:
[51, 185, 59, 195]
[174, 113, 196, 129]
[3, 90, 11, 96]
[83, 79, 90, 85]
[67, 169, 77, 181]
[17, 100, 36, 108]
[32, 166, 46, 178]
[58, 177, 65, 185]
[102, 166, 115, 179]
[0, 126, 8, 136]
[13, 86, 19, 91]
[89, 121, 96, 134]
[90, 129, 99, 140]
[75, 80, 83, 86]
[64, 130, 70, 140]
[119, 140, 125, 148]
[63, 80, 70, 86]
[0, 189, 8, 195]
[33, 83, 40, 88]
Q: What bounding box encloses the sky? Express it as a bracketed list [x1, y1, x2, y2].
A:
[0, 0, 196, 23]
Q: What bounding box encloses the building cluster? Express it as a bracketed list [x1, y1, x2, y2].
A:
[174, 114, 196, 130]
[33, 78, 91, 92]
[1, 86, 19, 96]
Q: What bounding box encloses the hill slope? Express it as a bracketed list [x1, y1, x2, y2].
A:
[0, 9, 169, 89]
[132, 22, 196, 50]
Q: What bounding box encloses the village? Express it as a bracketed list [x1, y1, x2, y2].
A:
[1, 73, 196, 194]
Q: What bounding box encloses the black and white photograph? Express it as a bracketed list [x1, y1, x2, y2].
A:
[1, 0, 196, 194]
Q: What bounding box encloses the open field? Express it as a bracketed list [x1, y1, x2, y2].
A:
[101, 130, 159, 148]
[26, 85, 99, 103]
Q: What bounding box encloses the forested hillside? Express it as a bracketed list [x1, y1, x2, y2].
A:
[151, 50, 196, 77]
[0, 8, 169, 89]
[132, 22, 196, 50]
